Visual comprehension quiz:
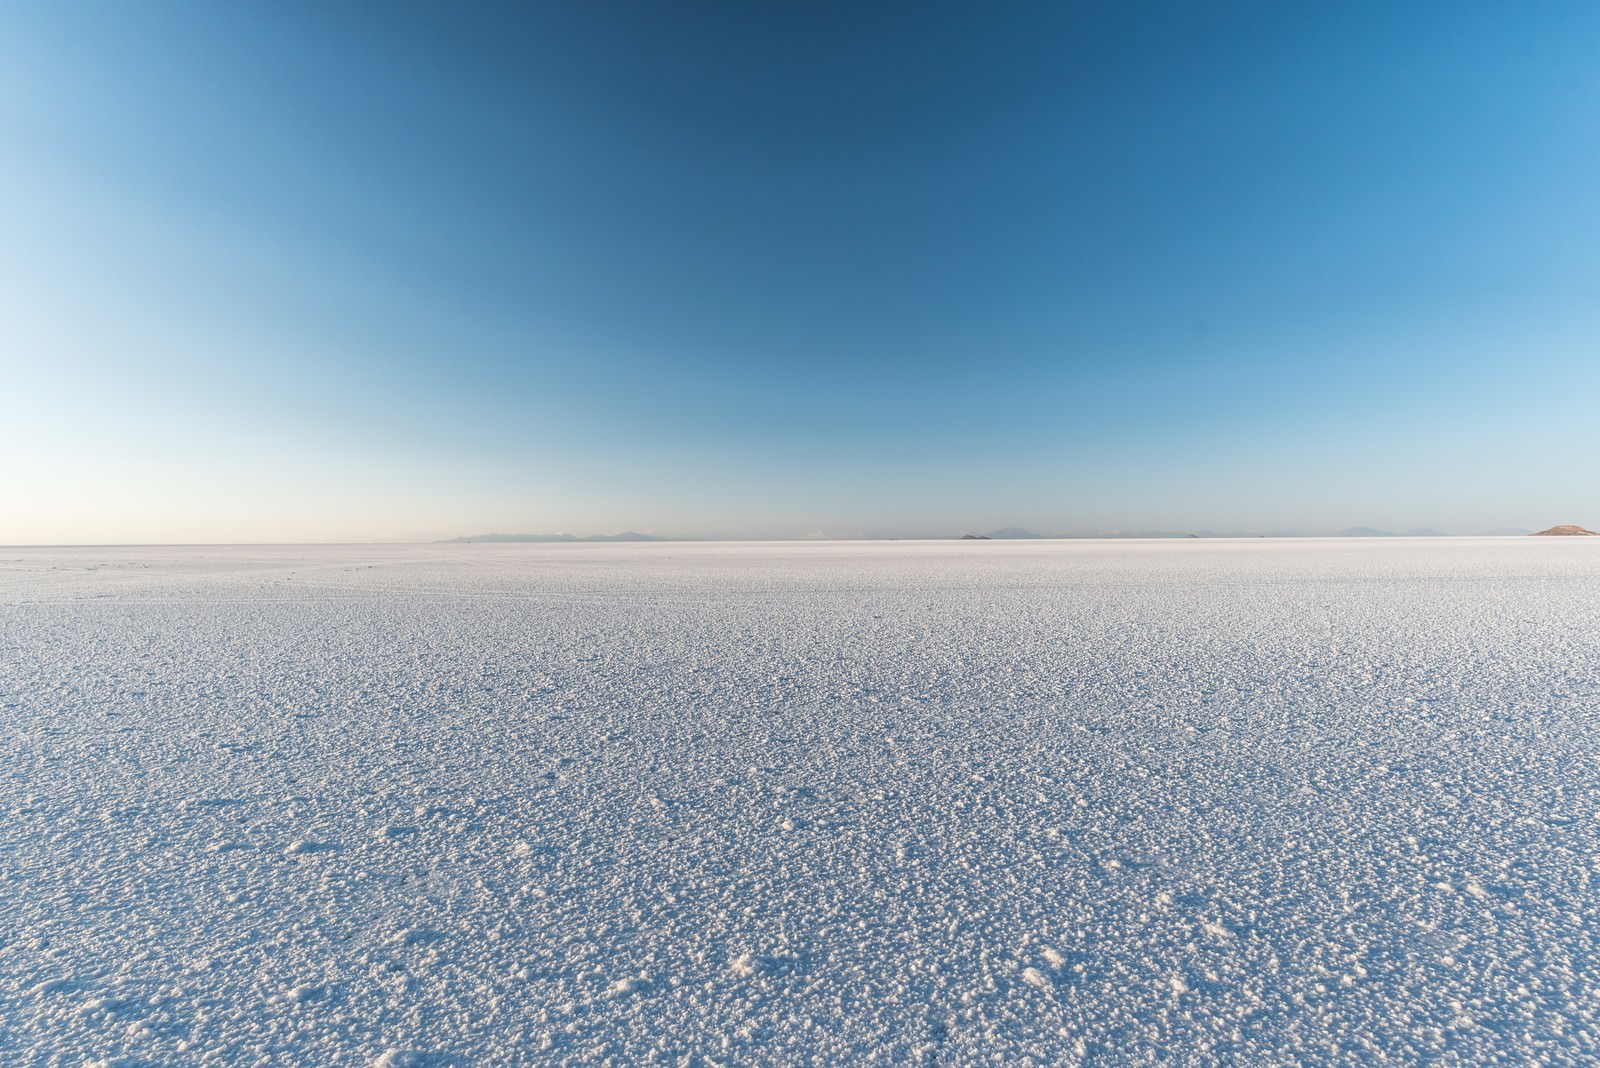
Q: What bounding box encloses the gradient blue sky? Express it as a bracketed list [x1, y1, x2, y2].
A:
[4, 2, 1597, 542]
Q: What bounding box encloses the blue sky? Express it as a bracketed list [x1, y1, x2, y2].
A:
[3, 2, 1597, 541]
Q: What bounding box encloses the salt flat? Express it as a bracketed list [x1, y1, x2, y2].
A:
[2, 539, 1598, 1066]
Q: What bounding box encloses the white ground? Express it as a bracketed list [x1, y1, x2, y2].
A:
[2, 539, 1598, 1066]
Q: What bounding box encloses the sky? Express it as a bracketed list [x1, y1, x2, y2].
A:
[3, 1, 1598, 543]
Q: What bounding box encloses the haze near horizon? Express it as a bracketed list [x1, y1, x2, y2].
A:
[4, 3, 1598, 543]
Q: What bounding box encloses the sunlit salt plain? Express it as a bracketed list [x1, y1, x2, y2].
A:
[3, 539, 1599, 1066]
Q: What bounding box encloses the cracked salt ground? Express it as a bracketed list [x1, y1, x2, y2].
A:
[2, 539, 1600, 1064]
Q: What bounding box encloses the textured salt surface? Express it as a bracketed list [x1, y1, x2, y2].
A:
[2, 539, 1599, 1065]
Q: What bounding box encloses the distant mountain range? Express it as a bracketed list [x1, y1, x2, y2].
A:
[443, 525, 1576, 544]
[443, 532, 661, 543]
[958, 526, 1545, 540]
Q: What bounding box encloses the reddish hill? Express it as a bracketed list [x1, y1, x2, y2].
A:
[1532, 525, 1599, 536]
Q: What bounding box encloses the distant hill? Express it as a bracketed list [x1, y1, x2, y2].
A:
[1531, 525, 1598, 537]
[984, 527, 1044, 539]
[586, 532, 662, 542]
[1400, 527, 1449, 537]
[444, 532, 661, 543]
[1334, 527, 1396, 537]
[1122, 530, 1281, 538]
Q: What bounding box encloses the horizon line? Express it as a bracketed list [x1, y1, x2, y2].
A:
[4, 533, 1576, 550]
